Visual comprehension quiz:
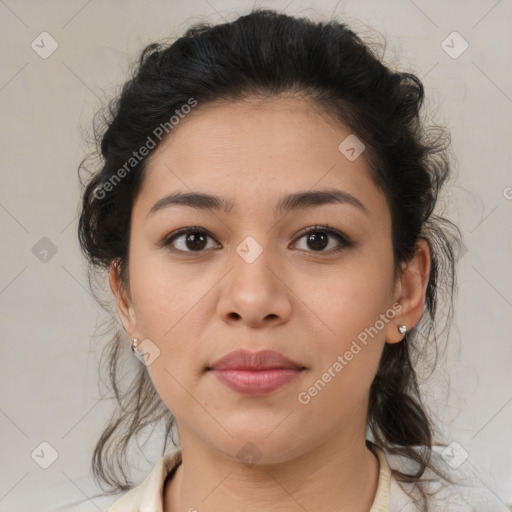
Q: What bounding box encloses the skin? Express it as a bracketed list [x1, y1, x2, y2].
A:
[110, 96, 430, 512]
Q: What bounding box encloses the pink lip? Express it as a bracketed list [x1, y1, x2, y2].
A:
[207, 349, 305, 396]
[208, 349, 303, 371]
[211, 368, 304, 395]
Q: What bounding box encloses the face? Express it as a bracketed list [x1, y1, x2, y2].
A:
[114, 96, 406, 463]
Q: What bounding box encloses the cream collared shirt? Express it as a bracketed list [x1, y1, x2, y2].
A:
[105, 444, 420, 512]
[106, 443, 495, 511]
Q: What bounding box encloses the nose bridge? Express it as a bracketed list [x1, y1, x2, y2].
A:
[218, 231, 291, 326]
[232, 232, 278, 294]
[228, 203, 290, 286]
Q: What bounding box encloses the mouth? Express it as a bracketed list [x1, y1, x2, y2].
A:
[206, 349, 306, 396]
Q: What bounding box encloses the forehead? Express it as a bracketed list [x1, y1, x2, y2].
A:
[134, 97, 388, 220]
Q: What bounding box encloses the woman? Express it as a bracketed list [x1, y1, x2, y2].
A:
[78, 8, 474, 511]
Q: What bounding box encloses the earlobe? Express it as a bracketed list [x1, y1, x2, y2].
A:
[109, 260, 138, 337]
[385, 239, 431, 344]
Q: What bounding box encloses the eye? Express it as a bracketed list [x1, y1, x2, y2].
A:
[162, 227, 220, 253]
[292, 225, 350, 254]
[160, 224, 351, 255]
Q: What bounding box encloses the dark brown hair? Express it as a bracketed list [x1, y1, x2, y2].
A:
[78, 8, 461, 506]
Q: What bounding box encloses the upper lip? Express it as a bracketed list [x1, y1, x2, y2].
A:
[208, 349, 304, 371]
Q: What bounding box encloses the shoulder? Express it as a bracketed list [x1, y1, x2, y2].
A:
[382, 445, 501, 512]
[107, 447, 182, 512]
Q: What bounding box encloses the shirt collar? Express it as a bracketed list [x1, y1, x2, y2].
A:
[108, 443, 391, 511]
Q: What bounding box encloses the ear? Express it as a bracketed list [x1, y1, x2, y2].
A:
[109, 260, 139, 338]
[385, 238, 431, 344]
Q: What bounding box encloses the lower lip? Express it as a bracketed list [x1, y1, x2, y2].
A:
[210, 368, 303, 396]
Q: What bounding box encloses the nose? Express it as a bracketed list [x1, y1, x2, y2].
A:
[216, 241, 292, 329]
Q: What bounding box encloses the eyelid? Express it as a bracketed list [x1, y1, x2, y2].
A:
[297, 224, 350, 242]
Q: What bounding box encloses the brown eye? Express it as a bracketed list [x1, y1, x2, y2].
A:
[163, 227, 219, 253]
[161, 225, 350, 255]
[293, 226, 350, 254]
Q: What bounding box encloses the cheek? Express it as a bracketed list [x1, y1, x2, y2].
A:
[298, 257, 394, 396]
[305, 255, 394, 342]
[129, 244, 202, 339]
[295, 287, 387, 422]
[128, 244, 222, 381]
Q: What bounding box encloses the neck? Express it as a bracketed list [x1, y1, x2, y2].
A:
[163, 430, 380, 512]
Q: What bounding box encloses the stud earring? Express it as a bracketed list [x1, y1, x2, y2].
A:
[398, 325, 407, 336]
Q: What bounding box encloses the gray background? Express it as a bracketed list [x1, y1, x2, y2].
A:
[0, 0, 511, 510]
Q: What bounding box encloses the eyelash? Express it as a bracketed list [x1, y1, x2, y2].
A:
[160, 224, 351, 255]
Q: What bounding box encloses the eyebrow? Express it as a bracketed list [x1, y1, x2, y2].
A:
[147, 188, 368, 218]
